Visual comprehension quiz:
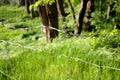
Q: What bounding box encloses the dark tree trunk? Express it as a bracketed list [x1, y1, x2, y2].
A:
[67, 0, 76, 22]
[106, 0, 116, 20]
[99, 0, 107, 17]
[99, 0, 102, 17]
[84, 0, 94, 31]
[107, 0, 112, 20]
[19, 0, 25, 6]
[3, 0, 10, 4]
[74, 0, 88, 36]
[25, 0, 30, 14]
[56, 0, 66, 17]
[30, 8, 35, 19]
[25, 0, 36, 19]
[46, 3, 58, 40]
[38, 6, 50, 43]
[38, 3, 58, 43]
[29, 0, 35, 19]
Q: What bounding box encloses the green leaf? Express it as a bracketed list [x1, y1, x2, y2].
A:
[33, 0, 55, 7]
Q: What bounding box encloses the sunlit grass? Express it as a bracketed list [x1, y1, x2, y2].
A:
[0, 5, 120, 80]
[0, 34, 120, 79]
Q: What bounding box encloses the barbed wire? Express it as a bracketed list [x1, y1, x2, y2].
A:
[1, 40, 120, 71]
[0, 40, 41, 51]
[58, 54, 120, 80]
[0, 40, 120, 71]
[2, 23, 120, 38]
[59, 54, 120, 71]
[0, 39, 120, 80]
[0, 70, 16, 80]
[40, 25, 65, 33]
[40, 25, 120, 38]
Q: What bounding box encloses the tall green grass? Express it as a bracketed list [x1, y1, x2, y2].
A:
[0, 35, 120, 80]
[0, 5, 120, 80]
[0, 5, 41, 28]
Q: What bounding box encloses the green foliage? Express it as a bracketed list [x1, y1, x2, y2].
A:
[33, 0, 55, 8]
[71, 0, 80, 6]
[0, 0, 21, 6]
[112, 0, 120, 23]
[0, 6, 41, 28]
[30, 0, 55, 11]
[0, 26, 22, 40]
[0, 36, 120, 80]
[0, 0, 4, 5]
[91, 0, 120, 31]
[0, 3, 120, 80]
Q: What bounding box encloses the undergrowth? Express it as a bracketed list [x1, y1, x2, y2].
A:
[0, 5, 120, 80]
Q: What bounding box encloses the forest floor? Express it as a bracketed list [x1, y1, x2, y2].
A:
[0, 5, 120, 80]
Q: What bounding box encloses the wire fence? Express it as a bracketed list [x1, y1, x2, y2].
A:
[2, 23, 120, 38]
[59, 54, 120, 71]
[40, 25, 120, 38]
[0, 40, 120, 80]
[40, 25, 65, 33]
[0, 8, 120, 79]
[0, 70, 16, 80]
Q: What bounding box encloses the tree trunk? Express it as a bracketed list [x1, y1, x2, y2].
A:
[29, 0, 35, 19]
[46, 3, 59, 40]
[67, 0, 76, 22]
[38, 6, 49, 43]
[74, 0, 88, 36]
[56, 0, 66, 17]
[99, 0, 102, 17]
[25, 0, 36, 19]
[19, 0, 25, 6]
[3, 0, 10, 4]
[84, 0, 94, 31]
[25, 0, 30, 14]
[38, 3, 58, 43]
[106, 0, 116, 20]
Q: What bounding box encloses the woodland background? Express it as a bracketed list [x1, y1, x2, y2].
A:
[0, 0, 120, 80]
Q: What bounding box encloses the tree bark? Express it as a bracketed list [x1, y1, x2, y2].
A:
[46, 3, 58, 40]
[74, 0, 88, 36]
[67, 0, 76, 22]
[56, 0, 66, 17]
[99, 0, 102, 17]
[84, 0, 94, 31]
[25, 0, 36, 19]
[38, 3, 58, 43]
[3, 0, 10, 4]
[25, 0, 30, 14]
[106, 0, 116, 20]
[29, 0, 35, 19]
[19, 0, 25, 6]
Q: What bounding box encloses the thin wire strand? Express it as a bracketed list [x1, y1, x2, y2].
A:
[0, 70, 16, 80]
[1, 40, 120, 71]
[59, 54, 120, 71]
